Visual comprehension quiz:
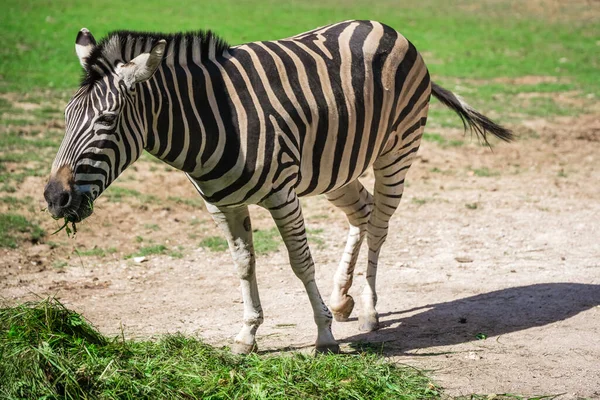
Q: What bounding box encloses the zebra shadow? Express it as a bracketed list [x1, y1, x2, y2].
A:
[340, 282, 600, 355]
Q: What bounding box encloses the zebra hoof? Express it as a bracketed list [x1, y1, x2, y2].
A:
[358, 313, 379, 332]
[315, 342, 341, 354]
[231, 341, 257, 355]
[331, 295, 355, 322]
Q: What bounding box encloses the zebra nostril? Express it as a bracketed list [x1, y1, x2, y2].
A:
[58, 191, 71, 208]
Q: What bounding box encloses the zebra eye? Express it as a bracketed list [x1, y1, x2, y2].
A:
[96, 114, 117, 126]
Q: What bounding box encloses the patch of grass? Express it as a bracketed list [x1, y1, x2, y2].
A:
[411, 197, 428, 206]
[168, 196, 204, 208]
[0, 299, 440, 399]
[0, 97, 12, 110]
[190, 218, 202, 226]
[52, 260, 68, 269]
[1, 0, 599, 95]
[0, 168, 47, 186]
[75, 247, 117, 257]
[0, 184, 17, 193]
[455, 395, 562, 400]
[350, 341, 388, 354]
[125, 244, 168, 259]
[306, 228, 326, 249]
[0, 213, 45, 248]
[253, 227, 281, 254]
[465, 203, 479, 210]
[0, 130, 61, 150]
[102, 186, 159, 204]
[0, 195, 33, 209]
[143, 223, 160, 231]
[169, 246, 185, 259]
[309, 214, 331, 220]
[422, 132, 465, 147]
[472, 167, 500, 177]
[199, 236, 229, 252]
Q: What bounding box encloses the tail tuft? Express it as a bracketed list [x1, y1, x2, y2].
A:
[431, 82, 514, 145]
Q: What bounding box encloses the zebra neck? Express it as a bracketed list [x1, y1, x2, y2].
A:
[139, 41, 229, 175]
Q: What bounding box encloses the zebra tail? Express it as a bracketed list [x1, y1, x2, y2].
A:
[431, 81, 514, 145]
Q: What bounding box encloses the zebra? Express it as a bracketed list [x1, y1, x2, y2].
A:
[44, 20, 512, 354]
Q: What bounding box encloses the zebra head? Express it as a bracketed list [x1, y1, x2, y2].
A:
[44, 29, 166, 222]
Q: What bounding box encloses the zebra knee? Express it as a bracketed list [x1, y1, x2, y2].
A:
[230, 238, 256, 280]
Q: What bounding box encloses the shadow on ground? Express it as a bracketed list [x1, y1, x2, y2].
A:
[340, 283, 600, 355]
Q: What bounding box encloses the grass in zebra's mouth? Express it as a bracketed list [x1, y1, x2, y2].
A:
[43, 195, 95, 238]
[50, 217, 77, 237]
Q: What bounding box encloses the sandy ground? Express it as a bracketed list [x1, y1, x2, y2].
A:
[1, 111, 599, 398]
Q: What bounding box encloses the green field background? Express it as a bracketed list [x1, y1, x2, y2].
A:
[1, 0, 598, 94]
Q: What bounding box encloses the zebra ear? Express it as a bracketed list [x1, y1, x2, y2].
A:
[75, 28, 97, 69]
[117, 40, 167, 89]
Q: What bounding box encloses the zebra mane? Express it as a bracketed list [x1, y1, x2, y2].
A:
[81, 30, 230, 87]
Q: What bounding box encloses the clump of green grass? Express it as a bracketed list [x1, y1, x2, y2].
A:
[0, 184, 17, 193]
[167, 195, 204, 208]
[0, 213, 45, 248]
[0, 299, 440, 399]
[455, 395, 558, 400]
[200, 236, 229, 252]
[422, 132, 465, 147]
[472, 167, 500, 177]
[306, 227, 326, 249]
[0, 195, 33, 208]
[52, 260, 68, 269]
[168, 249, 184, 259]
[253, 227, 281, 254]
[411, 197, 428, 206]
[103, 186, 159, 204]
[143, 223, 160, 231]
[75, 247, 117, 257]
[125, 244, 168, 259]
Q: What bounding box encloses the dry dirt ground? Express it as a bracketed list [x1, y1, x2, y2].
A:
[2, 107, 599, 397]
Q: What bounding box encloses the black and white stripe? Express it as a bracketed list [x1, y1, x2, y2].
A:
[49, 20, 512, 353]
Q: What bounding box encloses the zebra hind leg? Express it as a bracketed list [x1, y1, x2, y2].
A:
[360, 144, 420, 332]
[262, 189, 339, 353]
[205, 202, 263, 354]
[325, 180, 373, 322]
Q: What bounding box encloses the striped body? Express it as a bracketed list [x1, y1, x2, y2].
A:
[45, 20, 511, 353]
[54, 21, 429, 207]
[181, 21, 429, 205]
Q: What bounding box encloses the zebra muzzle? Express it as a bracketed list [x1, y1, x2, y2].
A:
[44, 166, 93, 222]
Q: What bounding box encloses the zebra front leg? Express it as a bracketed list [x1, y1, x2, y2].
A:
[325, 180, 373, 322]
[262, 190, 339, 353]
[205, 203, 263, 354]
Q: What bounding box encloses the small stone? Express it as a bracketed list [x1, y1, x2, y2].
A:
[133, 256, 147, 263]
[455, 256, 473, 263]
